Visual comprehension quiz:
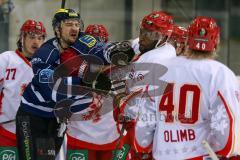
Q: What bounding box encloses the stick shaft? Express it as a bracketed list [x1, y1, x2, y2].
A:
[61, 0, 66, 8]
[0, 119, 15, 125]
[202, 140, 219, 160]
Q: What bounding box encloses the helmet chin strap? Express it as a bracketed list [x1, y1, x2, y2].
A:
[155, 30, 173, 48]
[155, 36, 166, 48]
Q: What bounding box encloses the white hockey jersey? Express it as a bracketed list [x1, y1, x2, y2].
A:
[124, 42, 176, 118]
[136, 42, 176, 64]
[134, 56, 240, 160]
[0, 50, 33, 136]
[67, 110, 121, 150]
[66, 42, 176, 150]
[131, 37, 140, 55]
[67, 79, 121, 150]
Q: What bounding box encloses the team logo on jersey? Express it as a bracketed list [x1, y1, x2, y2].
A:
[31, 57, 43, 64]
[39, 69, 54, 83]
[67, 150, 88, 160]
[79, 35, 97, 48]
[0, 147, 18, 160]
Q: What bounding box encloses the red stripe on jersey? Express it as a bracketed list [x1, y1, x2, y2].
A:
[0, 126, 16, 141]
[15, 49, 32, 67]
[133, 126, 152, 153]
[133, 136, 152, 153]
[0, 78, 3, 82]
[0, 91, 4, 115]
[216, 91, 234, 156]
[189, 91, 234, 160]
[132, 54, 141, 62]
[0, 133, 16, 147]
[67, 134, 121, 150]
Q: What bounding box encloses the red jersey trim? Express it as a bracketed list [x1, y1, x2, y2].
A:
[133, 122, 152, 153]
[216, 91, 234, 156]
[189, 91, 234, 160]
[133, 54, 141, 62]
[67, 134, 121, 150]
[0, 126, 16, 140]
[133, 136, 152, 153]
[15, 49, 32, 67]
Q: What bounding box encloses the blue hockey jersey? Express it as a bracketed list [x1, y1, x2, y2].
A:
[20, 34, 112, 118]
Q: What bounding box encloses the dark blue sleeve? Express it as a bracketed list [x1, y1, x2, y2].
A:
[70, 34, 112, 65]
[30, 44, 90, 103]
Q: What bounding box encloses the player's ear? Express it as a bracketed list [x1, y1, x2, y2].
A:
[55, 28, 61, 39]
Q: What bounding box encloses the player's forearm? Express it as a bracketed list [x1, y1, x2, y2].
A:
[71, 38, 135, 66]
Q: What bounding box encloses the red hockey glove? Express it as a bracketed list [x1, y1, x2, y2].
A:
[113, 88, 143, 123]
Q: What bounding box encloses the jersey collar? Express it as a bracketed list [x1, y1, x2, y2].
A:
[15, 49, 32, 67]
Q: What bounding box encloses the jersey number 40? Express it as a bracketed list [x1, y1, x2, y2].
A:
[159, 83, 200, 124]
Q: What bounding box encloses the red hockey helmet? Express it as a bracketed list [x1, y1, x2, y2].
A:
[141, 11, 174, 36]
[171, 25, 188, 44]
[188, 16, 220, 52]
[85, 24, 109, 42]
[20, 19, 47, 36]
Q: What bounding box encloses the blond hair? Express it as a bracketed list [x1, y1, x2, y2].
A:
[184, 45, 220, 60]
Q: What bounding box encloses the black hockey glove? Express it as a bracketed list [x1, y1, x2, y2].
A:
[83, 73, 112, 95]
[107, 41, 135, 66]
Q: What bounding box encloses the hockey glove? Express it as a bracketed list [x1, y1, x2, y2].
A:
[82, 73, 112, 95]
[107, 41, 135, 66]
[113, 88, 143, 123]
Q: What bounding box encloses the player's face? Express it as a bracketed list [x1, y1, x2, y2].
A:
[23, 33, 45, 58]
[60, 19, 81, 47]
[139, 28, 159, 54]
[176, 42, 186, 55]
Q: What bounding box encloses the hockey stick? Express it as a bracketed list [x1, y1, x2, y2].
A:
[202, 140, 219, 160]
[61, 0, 66, 9]
[112, 89, 143, 159]
[113, 123, 126, 159]
[0, 119, 15, 125]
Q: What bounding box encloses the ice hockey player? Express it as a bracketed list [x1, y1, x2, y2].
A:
[0, 19, 46, 159]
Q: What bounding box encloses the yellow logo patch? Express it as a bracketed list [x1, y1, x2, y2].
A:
[79, 35, 97, 48]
